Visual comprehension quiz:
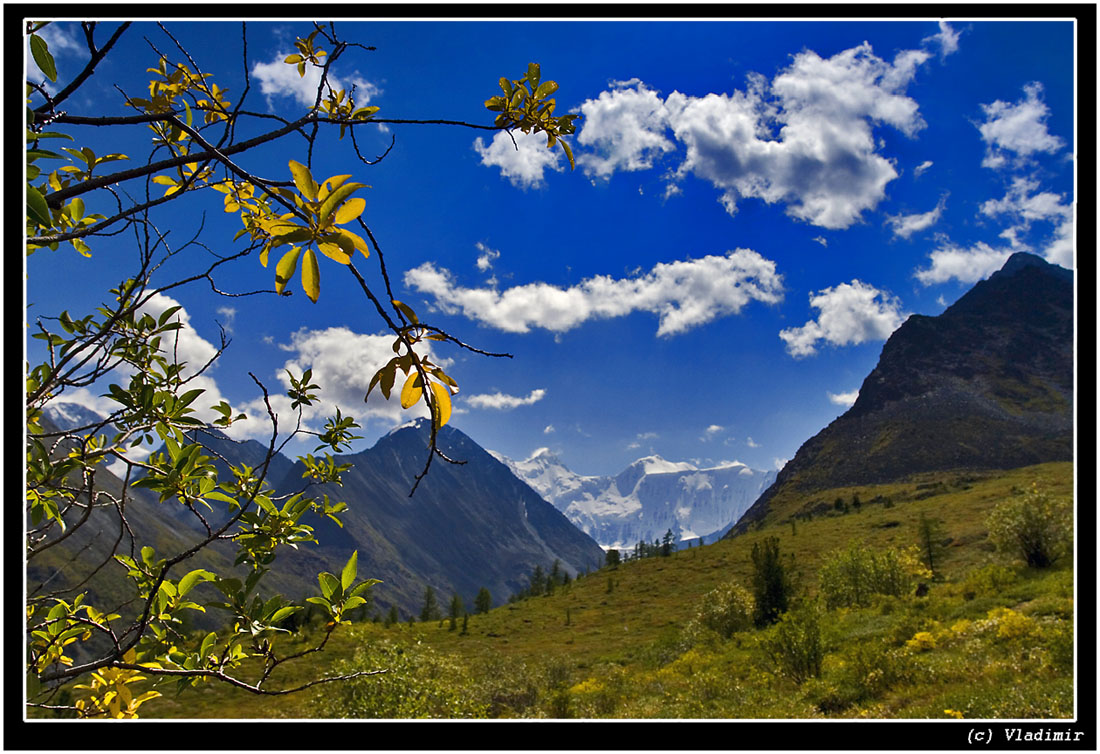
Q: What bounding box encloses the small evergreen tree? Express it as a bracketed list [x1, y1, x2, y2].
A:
[475, 587, 492, 615]
[605, 549, 621, 568]
[420, 586, 441, 623]
[917, 512, 946, 579]
[384, 605, 399, 627]
[448, 593, 464, 631]
[751, 536, 792, 627]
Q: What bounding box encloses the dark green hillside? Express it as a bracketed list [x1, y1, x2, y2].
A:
[732, 252, 1072, 535]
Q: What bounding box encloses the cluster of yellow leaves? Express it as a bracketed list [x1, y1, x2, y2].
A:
[73, 649, 162, 719]
[367, 302, 459, 431]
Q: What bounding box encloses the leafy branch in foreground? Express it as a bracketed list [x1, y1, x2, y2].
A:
[25, 20, 578, 718]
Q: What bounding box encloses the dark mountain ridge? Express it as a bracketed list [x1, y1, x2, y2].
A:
[730, 252, 1073, 535]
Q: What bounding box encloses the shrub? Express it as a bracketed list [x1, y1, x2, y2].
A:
[685, 581, 755, 641]
[986, 486, 1072, 568]
[818, 542, 927, 609]
[761, 603, 824, 684]
[317, 639, 487, 718]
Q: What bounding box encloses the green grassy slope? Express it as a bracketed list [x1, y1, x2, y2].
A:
[131, 461, 1075, 720]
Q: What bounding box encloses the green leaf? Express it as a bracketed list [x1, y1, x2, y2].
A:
[26, 185, 51, 227]
[318, 572, 340, 601]
[178, 569, 216, 597]
[29, 34, 57, 82]
[301, 246, 320, 303]
[341, 550, 358, 592]
[535, 80, 558, 99]
[526, 62, 541, 90]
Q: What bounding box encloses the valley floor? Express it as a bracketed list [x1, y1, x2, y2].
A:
[42, 463, 1078, 724]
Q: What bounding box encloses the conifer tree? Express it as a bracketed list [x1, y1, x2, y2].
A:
[751, 536, 793, 627]
[420, 586, 441, 622]
[475, 587, 492, 615]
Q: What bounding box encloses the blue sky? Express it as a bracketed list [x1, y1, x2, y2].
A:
[26, 16, 1076, 478]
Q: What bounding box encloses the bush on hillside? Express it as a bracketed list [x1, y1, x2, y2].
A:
[986, 486, 1072, 568]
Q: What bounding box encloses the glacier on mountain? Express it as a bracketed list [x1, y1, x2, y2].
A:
[491, 447, 776, 549]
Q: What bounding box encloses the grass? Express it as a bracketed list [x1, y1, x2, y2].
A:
[86, 461, 1075, 720]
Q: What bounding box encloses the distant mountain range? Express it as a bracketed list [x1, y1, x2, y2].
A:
[730, 251, 1074, 535]
[34, 411, 604, 618]
[494, 447, 776, 548]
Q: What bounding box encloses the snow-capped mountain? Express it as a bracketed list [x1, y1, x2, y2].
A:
[492, 448, 777, 549]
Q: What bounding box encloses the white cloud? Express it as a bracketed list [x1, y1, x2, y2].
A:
[914, 240, 1012, 286]
[917, 177, 1074, 284]
[475, 242, 500, 272]
[746, 437, 760, 448]
[251, 54, 381, 109]
[923, 20, 961, 58]
[700, 424, 724, 441]
[913, 160, 934, 178]
[465, 388, 546, 410]
[404, 248, 783, 337]
[225, 326, 446, 443]
[779, 280, 906, 358]
[473, 129, 563, 189]
[576, 79, 676, 178]
[828, 389, 860, 407]
[543, 424, 555, 434]
[977, 82, 1065, 169]
[648, 42, 929, 229]
[885, 194, 947, 239]
[812, 236, 828, 248]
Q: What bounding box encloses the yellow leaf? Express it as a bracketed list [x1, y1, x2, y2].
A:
[288, 160, 318, 201]
[399, 372, 423, 409]
[301, 247, 320, 302]
[336, 227, 370, 258]
[429, 381, 452, 428]
[333, 197, 365, 224]
[274, 246, 301, 294]
[317, 240, 351, 264]
[318, 174, 352, 202]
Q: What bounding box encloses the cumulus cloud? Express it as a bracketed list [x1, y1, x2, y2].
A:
[576, 79, 676, 178]
[914, 240, 1012, 286]
[977, 82, 1065, 169]
[779, 280, 906, 358]
[251, 54, 381, 110]
[912, 160, 934, 178]
[404, 248, 783, 337]
[473, 128, 563, 188]
[885, 194, 947, 239]
[569, 41, 932, 229]
[916, 178, 1074, 284]
[544, 424, 555, 434]
[923, 20, 961, 58]
[828, 389, 860, 407]
[465, 389, 546, 410]
[224, 326, 447, 443]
